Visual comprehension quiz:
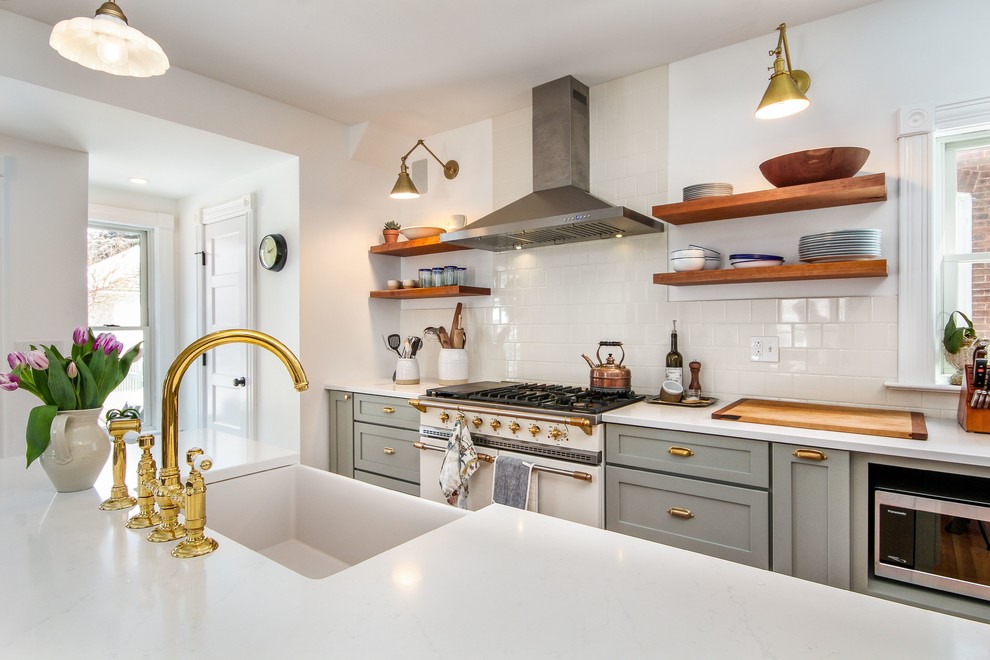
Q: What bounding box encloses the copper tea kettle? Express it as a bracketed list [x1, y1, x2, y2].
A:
[582, 341, 632, 393]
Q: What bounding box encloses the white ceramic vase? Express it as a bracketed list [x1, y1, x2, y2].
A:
[395, 358, 420, 385]
[39, 408, 111, 493]
[438, 348, 469, 385]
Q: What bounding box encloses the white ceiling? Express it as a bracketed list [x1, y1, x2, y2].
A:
[0, 0, 879, 198]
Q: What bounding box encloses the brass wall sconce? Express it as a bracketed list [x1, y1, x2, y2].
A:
[389, 139, 460, 199]
[755, 23, 811, 119]
[50, 1, 169, 78]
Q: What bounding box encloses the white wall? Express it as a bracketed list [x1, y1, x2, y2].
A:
[0, 135, 88, 458]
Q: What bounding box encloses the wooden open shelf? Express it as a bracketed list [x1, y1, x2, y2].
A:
[652, 173, 887, 225]
[370, 285, 491, 299]
[369, 236, 468, 257]
[653, 259, 888, 286]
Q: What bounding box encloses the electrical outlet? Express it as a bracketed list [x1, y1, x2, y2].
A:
[750, 336, 780, 362]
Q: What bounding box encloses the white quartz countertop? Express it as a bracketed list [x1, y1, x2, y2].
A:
[3, 446, 990, 658]
[325, 377, 438, 398]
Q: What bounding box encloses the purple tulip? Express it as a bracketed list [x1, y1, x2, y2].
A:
[66, 362, 78, 378]
[72, 326, 88, 346]
[25, 350, 48, 370]
[0, 373, 19, 392]
[7, 351, 26, 369]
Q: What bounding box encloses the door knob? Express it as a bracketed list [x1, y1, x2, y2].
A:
[233, 377, 246, 387]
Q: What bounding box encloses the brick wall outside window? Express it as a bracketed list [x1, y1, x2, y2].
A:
[956, 147, 990, 334]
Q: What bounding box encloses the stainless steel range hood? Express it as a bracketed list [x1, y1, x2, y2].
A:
[442, 76, 663, 252]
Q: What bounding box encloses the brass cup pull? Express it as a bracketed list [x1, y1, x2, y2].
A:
[793, 448, 827, 461]
[668, 446, 694, 458]
[383, 447, 396, 455]
[382, 406, 395, 414]
[667, 506, 694, 520]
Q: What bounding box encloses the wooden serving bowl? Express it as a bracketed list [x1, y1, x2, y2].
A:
[759, 147, 870, 187]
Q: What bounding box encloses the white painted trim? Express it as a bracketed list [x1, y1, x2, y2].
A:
[87, 203, 175, 431]
[890, 96, 990, 390]
[0, 158, 8, 457]
[197, 195, 257, 439]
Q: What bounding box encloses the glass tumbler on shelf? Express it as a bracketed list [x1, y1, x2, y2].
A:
[432, 267, 444, 287]
[444, 265, 457, 286]
[418, 268, 432, 288]
[456, 267, 466, 285]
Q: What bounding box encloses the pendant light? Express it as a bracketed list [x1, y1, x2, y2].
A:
[389, 140, 459, 199]
[50, 1, 169, 78]
[755, 23, 810, 120]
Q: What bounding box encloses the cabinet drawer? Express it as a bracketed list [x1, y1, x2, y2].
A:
[606, 424, 769, 488]
[353, 393, 420, 430]
[606, 465, 769, 568]
[354, 469, 419, 496]
[353, 422, 420, 483]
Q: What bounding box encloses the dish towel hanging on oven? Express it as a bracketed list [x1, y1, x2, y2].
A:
[438, 418, 480, 508]
[492, 455, 538, 511]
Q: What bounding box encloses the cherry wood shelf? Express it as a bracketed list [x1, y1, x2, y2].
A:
[651, 173, 887, 225]
[370, 285, 491, 299]
[369, 236, 468, 257]
[653, 259, 888, 286]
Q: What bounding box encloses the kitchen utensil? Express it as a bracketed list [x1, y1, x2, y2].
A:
[401, 338, 411, 358]
[759, 147, 870, 188]
[451, 302, 462, 336]
[409, 337, 423, 357]
[438, 326, 451, 349]
[423, 326, 440, 342]
[684, 361, 702, 402]
[384, 333, 402, 356]
[583, 341, 632, 394]
[712, 398, 928, 440]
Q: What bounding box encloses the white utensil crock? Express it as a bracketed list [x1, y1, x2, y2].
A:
[395, 358, 420, 385]
[438, 348, 468, 385]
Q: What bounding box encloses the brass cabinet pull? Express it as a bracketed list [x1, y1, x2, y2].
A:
[793, 448, 827, 461]
[383, 447, 396, 456]
[343, 394, 351, 400]
[667, 446, 694, 458]
[382, 406, 395, 414]
[667, 507, 694, 520]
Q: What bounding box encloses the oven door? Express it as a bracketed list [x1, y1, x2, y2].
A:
[875, 489, 990, 601]
[497, 449, 603, 528]
[417, 435, 495, 511]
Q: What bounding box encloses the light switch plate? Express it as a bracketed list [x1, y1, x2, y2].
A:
[750, 336, 779, 362]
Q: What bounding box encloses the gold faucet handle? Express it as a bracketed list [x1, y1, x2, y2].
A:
[107, 417, 141, 441]
[186, 449, 213, 473]
[136, 433, 156, 451]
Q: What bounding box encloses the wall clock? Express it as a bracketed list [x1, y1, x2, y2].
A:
[259, 233, 287, 271]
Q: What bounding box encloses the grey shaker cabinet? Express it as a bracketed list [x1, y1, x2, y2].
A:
[771, 443, 851, 588]
[328, 390, 354, 477]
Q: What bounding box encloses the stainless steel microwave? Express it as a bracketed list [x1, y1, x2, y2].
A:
[874, 467, 990, 602]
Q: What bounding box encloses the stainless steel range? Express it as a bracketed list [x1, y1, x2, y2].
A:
[410, 381, 644, 527]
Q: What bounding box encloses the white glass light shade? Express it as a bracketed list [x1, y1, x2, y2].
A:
[50, 14, 169, 77]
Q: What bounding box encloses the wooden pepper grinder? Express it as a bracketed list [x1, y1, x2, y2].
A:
[685, 361, 702, 402]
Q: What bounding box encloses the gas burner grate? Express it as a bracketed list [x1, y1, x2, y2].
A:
[455, 382, 643, 414]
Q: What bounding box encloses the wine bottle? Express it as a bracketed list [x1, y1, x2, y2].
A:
[665, 321, 683, 385]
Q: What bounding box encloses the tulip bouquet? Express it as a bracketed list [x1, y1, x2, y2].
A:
[1, 327, 142, 466]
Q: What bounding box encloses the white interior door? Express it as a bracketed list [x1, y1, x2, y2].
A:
[200, 197, 255, 437]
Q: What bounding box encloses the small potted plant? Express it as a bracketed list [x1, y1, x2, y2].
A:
[383, 220, 401, 244]
[943, 310, 979, 385]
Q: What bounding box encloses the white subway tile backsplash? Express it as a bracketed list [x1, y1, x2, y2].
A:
[871, 296, 898, 323]
[808, 298, 837, 323]
[779, 298, 808, 323]
[838, 297, 872, 322]
[725, 300, 751, 323]
[751, 299, 778, 323]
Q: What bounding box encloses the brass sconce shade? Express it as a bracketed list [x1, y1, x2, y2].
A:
[50, 1, 169, 78]
[755, 23, 810, 120]
[389, 139, 459, 199]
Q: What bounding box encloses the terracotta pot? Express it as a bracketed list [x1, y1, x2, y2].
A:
[383, 229, 400, 244]
[39, 408, 110, 492]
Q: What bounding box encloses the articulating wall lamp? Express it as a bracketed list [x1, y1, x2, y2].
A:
[50, 1, 169, 78]
[389, 139, 459, 199]
[754, 23, 810, 120]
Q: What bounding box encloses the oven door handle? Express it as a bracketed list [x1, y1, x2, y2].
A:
[409, 399, 594, 436]
[413, 442, 593, 482]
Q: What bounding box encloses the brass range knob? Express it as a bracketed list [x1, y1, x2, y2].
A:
[528, 424, 541, 437]
[509, 421, 521, 434]
[440, 411, 450, 424]
[489, 419, 501, 432]
[472, 417, 483, 429]
[456, 413, 466, 423]
[549, 426, 564, 440]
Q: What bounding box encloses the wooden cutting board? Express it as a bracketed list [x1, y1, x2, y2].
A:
[711, 398, 928, 440]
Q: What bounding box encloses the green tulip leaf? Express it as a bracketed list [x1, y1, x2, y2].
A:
[74, 358, 99, 409]
[25, 404, 57, 467]
[43, 347, 75, 410]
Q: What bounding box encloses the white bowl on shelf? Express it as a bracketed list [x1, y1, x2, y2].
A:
[703, 257, 721, 270]
[399, 226, 446, 240]
[386, 280, 401, 289]
[401, 279, 417, 288]
[731, 259, 785, 268]
[671, 256, 706, 271]
[671, 248, 706, 259]
[689, 244, 721, 258]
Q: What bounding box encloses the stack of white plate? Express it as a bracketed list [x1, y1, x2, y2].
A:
[683, 182, 733, 201]
[729, 254, 785, 268]
[798, 229, 881, 263]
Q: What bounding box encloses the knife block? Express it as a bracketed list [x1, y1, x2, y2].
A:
[957, 365, 990, 433]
